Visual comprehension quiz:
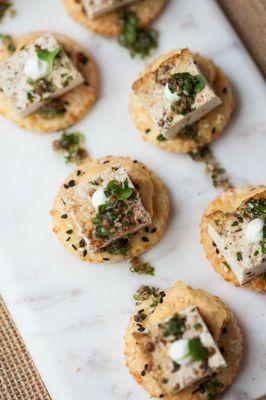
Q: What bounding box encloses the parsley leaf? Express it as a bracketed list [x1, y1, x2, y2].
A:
[36, 45, 61, 73]
[106, 180, 133, 201]
[187, 338, 208, 361]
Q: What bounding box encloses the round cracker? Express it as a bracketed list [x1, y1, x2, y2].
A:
[124, 281, 243, 399]
[62, 0, 167, 37]
[51, 156, 169, 263]
[0, 31, 98, 133]
[130, 50, 235, 153]
[200, 186, 266, 292]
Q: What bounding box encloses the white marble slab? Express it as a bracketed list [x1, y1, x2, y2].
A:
[0, 0, 265, 399]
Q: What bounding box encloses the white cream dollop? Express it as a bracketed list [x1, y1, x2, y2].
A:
[168, 338, 193, 366]
[164, 83, 180, 103]
[245, 218, 264, 243]
[91, 188, 108, 210]
[24, 54, 50, 81]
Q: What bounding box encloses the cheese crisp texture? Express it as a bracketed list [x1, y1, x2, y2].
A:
[0, 33, 84, 116]
[62, 165, 151, 253]
[133, 49, 222, 139]
[82, 0, 138, 19]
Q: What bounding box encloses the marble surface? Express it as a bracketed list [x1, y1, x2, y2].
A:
[0, 0, 266, 399]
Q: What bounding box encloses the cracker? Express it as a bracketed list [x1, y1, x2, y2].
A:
[51, 156, 169, 263]
[0, 31, 98, 133]
[130, 50, 235, 153]
[62, 0, 167, 37]
[200, 186, 266, 292]
[124, 281, 243, 399]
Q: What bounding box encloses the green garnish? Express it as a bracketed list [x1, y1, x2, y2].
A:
[0, 1, 12, 21]
[188, 145, 232, 190]
[168, 72, 205, 115]
[161, 315, 186, 338]
[133, 285, 165, 306]
[177, 124, 198, 140]
[52, 131, 88, 164]
[0, 33, 16, 53]
[104, 238, 129, 256]
[105, 179, 133, 201]
[36, 45, 61, 73]
[119, 13, 157, 58]
[245, 199, 266, 218]
[187, 338, 208, 361]
[37, 98, 67, 119]
[130, 257, 155, 276]
[156, 134, 167, 141]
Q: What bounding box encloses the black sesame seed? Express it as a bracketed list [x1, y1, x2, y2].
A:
[61, 214, 68, 219]
[83, 249, 87, 257]
[220, 346, 225, 354]
[66, 237, 70, 242]
[66, 229, 73, 234]
[72, 244, 77, 250]
[144, 227, 150, 233]
[222, 327, 227, 334]
[133, 160, 138, 163]
[142, 237, 149, 242]
[77, 170, 81, 176]
[68, 180, 75, 187]
[103, 160, 110, 164]
[103, 257, 110, 261]
[63, 184, 69, 189]
[141, 369, 146, 376]
[79, 238, 86, 247]
[151, 227, 157, 233]
[212, 127, 216, 134]
[223, 87, 228, 94]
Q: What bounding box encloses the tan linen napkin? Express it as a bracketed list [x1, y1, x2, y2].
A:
[219, 0, 266, 76]
[0, 296, 51, 400]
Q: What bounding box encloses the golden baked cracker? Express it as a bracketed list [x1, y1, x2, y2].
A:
[0, 31, 98, 133]
[200, 187, 266, 292]
[124, 281, 243, 399]
[51, 156, 169, 263]
[130, 50, 235, 153]
[62, 0, 167, 37]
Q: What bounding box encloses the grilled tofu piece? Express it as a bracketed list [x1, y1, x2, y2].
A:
[62, 165, 151, 252]
[133, 49, 221, 139]
[207, 210, 266, 284]
[0, 33, 84, 117]
[81, 0, 138, 19]
[141, 306, 226, 394]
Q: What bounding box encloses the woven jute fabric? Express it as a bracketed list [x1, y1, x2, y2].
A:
[219, 0, 266, 76]
[0, 296, 51, 400]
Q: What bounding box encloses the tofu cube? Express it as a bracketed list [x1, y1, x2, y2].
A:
[82, 0, 138, 19]
[0, 34, 84, 117]
[62, 165, 151, 252]
[208, 211, 266, 284]
[149, 306, 227, 394]
[133, 49, 222, 139]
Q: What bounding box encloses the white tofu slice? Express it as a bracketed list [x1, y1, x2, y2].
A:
[82, 0, 137, 19]
[149, 306, 227, 394]
[0, 34, 84, 117]
[133, 49, 222, 139]
[208, 213, 266, 284]
[62, 165, 151, 252]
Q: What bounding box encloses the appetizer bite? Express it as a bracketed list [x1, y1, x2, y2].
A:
[201, 186, 266, 292]
[0, 32, 98, 132]
[125, 281, 243, 399]
[51, 156, 169, 263]
[130, 49, 235, 153]
[62, 0, 167, 37]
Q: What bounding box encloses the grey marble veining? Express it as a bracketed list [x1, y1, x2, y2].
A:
[0, 0, 265, 399]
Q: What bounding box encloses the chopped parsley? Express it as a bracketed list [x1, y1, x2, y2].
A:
[52, 131, 88, 164]
[104, 238, 129, 256]
[130, 256, 155, 276]
[36, 45, 61, 73]
[187, 338, 208, 361]
[0, 1, 14, 21]
[119, 13, 157, 58]
[37, 98, 67, 119]
[0, 33, 16, 53]
[168, 72, 205, 115]
[160, 314, 186, 339]
[189, 145, 232, 190]
[133, 285, 165, 306]
[245, 199, 266, 218]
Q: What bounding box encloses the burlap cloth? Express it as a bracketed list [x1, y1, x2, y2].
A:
[0, 1, 265, 399]
[0, 297, 51, 399]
